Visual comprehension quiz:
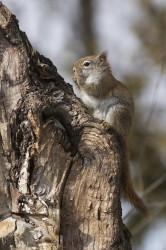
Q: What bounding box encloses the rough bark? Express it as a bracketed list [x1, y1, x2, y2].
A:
[0, 3, 131, 250]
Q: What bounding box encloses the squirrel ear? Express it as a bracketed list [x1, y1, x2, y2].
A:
[97, 51, 107, 61]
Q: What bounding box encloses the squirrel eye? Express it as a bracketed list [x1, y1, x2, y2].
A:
[83, 61, 90, 67]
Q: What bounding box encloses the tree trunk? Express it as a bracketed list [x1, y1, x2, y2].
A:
[0, 3, 131, 250]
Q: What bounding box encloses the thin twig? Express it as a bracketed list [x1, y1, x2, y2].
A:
[132, 207, 164, 235]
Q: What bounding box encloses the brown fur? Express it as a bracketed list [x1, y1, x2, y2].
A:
[73, 52, 149, 216]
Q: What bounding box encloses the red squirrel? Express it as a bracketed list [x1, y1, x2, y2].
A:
[72, 51, 149, 216]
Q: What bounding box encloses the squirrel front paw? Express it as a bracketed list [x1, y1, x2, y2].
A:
[101, 121, 116, 135]
[101, 120, 111, 131]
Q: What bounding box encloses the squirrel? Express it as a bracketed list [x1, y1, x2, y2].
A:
[72, 51, 149, 216]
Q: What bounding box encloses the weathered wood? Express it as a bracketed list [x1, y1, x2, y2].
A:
[0, 2, 131, 249]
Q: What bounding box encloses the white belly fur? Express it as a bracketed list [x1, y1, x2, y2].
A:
[80, 91, 114, 123]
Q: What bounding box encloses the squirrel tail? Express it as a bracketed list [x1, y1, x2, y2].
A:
[119, 137, 150, 217]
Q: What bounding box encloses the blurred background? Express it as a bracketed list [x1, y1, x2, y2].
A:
[2, 0, 166, 249]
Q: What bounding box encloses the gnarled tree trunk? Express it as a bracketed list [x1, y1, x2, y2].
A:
[0, 3, 131, 250]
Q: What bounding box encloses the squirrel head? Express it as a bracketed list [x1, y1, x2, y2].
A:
[72, 51, 111, 88]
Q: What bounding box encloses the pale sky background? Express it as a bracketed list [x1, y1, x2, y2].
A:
[2, 1, 166, 249]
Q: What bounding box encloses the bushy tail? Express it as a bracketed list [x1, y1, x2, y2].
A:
[119, 137, 150, 217]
